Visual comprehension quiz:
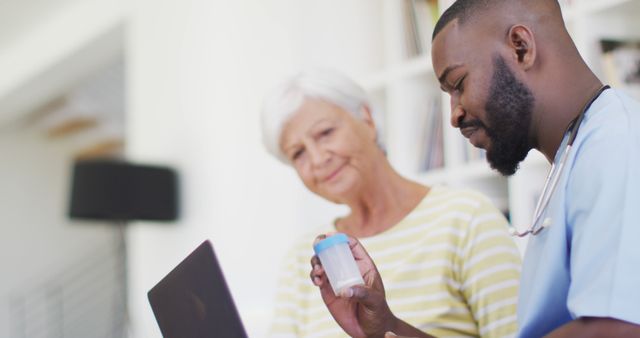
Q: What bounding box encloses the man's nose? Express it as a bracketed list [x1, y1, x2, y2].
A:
[450, 96, 465, 128]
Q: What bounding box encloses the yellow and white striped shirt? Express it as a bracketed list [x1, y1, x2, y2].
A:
[270, 186, 521, 338]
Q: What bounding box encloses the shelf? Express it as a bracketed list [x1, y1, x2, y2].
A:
[581, 0, 634, 15]
[74, 137, 124, 160]
[563, 0, 635, 22]
[411, 160, 510, 213]
[412, 159, 500, 184]
[410, 150, 551, 186]
[368, 0, 637, 256]
[360, 55, 433, 91]
[46, 116, 98, 138]
[521, 150, 550, 168]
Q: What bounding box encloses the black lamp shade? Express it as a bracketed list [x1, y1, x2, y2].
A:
[69, 160, 179, 221]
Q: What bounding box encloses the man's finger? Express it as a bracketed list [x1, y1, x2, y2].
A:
[313, 234, 327, 245]
[310, 255, 321, 268]
[310, 263, 325, 286]
[385, 332, 414, 338]
[347, 236, 374, 261]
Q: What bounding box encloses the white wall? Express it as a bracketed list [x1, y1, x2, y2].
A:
[125, 0, 382, 337]
[0, 123, 119, 337]
[0, 0, 125, 127]
[0, 0, 129, 336]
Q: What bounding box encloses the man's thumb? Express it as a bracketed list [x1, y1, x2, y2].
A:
[342, 285, 383, 308]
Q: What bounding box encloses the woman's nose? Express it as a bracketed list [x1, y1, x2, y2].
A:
[308, 145, 329, 167]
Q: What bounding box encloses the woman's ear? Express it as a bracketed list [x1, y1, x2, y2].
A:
[507, 25, 537, 70]
[361, 105, 377, 139]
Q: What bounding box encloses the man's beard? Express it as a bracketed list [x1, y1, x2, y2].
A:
[482, 56, 535, 176]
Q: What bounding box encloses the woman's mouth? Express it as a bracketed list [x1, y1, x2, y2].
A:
[322, 165, 345, 182]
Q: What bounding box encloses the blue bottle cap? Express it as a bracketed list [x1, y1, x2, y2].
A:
[313, 233, 349, 254]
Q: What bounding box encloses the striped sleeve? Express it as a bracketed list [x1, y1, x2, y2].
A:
[457, 193, 521, 338]
[268, 245, 303, 338]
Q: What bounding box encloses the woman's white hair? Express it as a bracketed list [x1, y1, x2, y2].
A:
[261, 68, 384, 163]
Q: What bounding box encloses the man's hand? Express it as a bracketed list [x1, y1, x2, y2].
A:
[545, 317, 640, 337]
[310, 234, 396, 338]
[385, 332, 415, 338]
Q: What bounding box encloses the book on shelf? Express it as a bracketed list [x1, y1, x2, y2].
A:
[558, 0, 575, 8]
[403, 0, 439, 58]
[600, 38, 640, 99]
[461, 140, 486, 164]
[418, 97, 444, 172]
[439, 0, 455, 13]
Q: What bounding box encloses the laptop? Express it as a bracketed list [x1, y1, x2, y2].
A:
[148, 240, 248, 338]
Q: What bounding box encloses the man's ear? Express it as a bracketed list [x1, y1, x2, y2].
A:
[507, 25, 536, 70]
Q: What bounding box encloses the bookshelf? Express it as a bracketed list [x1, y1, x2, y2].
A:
[357, 0, 640, 255]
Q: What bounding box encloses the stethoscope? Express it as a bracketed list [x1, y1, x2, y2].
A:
[509, 85, 610, 237]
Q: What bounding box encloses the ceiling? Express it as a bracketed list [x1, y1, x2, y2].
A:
[0, 0, 125, 128]
[0, 0, 79, 47]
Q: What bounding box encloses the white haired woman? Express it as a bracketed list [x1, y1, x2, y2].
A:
[262, 69, 521, 338]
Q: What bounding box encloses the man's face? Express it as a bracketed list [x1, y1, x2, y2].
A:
[432, 20, 534, 176]
[483, 56, 535, 175]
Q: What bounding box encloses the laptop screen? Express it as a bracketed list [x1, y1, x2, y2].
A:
[148, 240, 248, 338]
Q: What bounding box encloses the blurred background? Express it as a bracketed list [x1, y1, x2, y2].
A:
[2, 0, 639, 337]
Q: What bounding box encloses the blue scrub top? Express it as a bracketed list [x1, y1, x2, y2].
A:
[517, 89, 640, 338]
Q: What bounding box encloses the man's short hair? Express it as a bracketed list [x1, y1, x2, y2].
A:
[432, 0, 561, 41]
[432, 0, 492, 41]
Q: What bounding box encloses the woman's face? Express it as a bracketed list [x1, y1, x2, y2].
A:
[280, 98, 377, 203]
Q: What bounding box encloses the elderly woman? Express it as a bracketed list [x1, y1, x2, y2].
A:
[261, 69, 521, 338]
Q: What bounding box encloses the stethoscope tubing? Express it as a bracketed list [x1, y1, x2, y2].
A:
[509, 85, 610, 237]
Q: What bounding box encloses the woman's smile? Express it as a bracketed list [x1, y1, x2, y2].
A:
[321, 163, 346, 183]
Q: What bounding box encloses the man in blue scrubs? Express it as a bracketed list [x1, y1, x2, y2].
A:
[309, 0, 640, 337]
[429, 0, 640, 336]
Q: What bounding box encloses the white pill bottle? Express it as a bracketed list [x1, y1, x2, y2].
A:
[313, 233, 365, 295]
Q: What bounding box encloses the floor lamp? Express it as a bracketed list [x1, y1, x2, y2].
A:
[68, 159, 179, 337]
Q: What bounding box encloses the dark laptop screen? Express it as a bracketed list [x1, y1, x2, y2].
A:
[148, 240, 248, 338]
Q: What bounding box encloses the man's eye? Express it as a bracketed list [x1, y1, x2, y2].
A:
[454, 76, 466, 92]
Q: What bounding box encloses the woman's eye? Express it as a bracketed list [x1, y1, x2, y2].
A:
[320, 128, 334, 137]
[292, 149, 304, 161]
